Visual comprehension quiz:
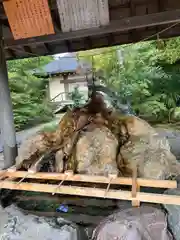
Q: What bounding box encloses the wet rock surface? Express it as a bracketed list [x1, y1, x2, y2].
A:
[92, 206, 173, 240]
[156, 128, 180, 160]
[1, 125, 180, 239]
[163, 186, 180, 240]
[120, 119, 180, 179]
[0, 205, 88, 240]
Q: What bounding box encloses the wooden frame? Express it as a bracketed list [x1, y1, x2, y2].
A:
[5, 10, 180, 48]
[0, 0, 180, 59]
[0, 168, 179, 207]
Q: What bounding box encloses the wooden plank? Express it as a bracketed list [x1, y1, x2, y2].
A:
[5, 25, 180, 61]
[1, 170, 177, 188]
[131, 166, 140, 207]
[1, 181, 180, 205]
[4, 10, 180, 48]
[3, 0, 55, 39]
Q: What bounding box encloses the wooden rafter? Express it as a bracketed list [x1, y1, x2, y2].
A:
[65, 40, 72, 52]
[5, 26, 180, 60]
[7, 48, 16, 58]
[44, 43, 52, 53]
[23, 46, 32, 54]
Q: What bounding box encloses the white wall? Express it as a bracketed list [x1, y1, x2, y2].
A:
[49, 76, 65, 101]
[49, 75, 88, 102]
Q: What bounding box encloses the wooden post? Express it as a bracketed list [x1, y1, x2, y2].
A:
[0, 24, 17, 168]
[46, 74, 51, 101]
[131, 166, 140, 207]
[63, 73, 69, 100]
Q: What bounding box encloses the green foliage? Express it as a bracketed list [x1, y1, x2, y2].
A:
[39, 121, 59, 133]
[173, 107, 180, 121]
[68, 86, 86, 108]
[7, 56, 54, 130]
[8, 37, 180, 129]
[155, 38, 180, 64]
[79, 37, 180, 123]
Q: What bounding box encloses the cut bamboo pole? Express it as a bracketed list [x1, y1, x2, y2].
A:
[52, 178, 66, 195]
[16, 172, 30, 186]
[104, 174, 117, 198]
[28, 155, 45, 173]
[7, 165, 17, 172]
[1, 170, 177, 189]
[1, 180, 180, 205]
[52, 170, 73, 195]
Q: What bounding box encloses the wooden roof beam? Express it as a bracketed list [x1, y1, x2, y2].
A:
[129, 0, 138, 42]
[158, 0, 166, 12]
[44, 43, 52, 53]
[23, 46, 33, 54]
[5, 26, 180, 60]
[107, 33, 115, 46]
[85, 37, 93, 49]
[65, 40, 72, 52]
[7, 48, 16, 58]
[4, 9, 180, 48]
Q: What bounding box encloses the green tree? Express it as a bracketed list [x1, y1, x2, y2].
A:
[7, 56, 54, 130]
[79, 38, 180, 123]
[69, 86, 85, 108]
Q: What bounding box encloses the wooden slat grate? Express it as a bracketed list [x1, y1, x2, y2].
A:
[3, 0, 55, 40]
[0, 168, 179, 206]
[1, 169, 177, 189]
[1, 180, 180, 206]
[56, 0, 110, 32]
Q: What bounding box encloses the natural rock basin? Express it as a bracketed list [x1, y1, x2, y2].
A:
[16, 106, 180, 180]
[9, 92, 180, 239]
